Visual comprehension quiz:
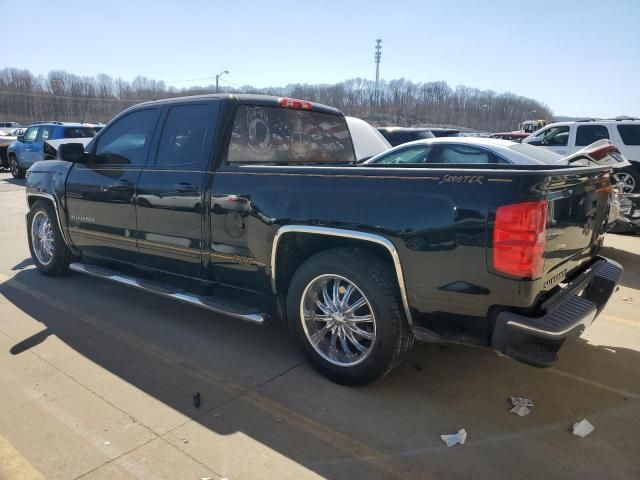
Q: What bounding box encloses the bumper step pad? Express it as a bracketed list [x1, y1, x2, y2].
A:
[506, 343, 559, 368]
[492, 257, 623, 368]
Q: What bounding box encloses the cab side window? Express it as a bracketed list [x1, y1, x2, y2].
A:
[575, 125, 609, 146]
[94, 109, 158, 166]
[538, 126, 569, 146]
[24, 127, 39, 142]
[155, 104, 211, 168]
[438, 145, 505, 164]
[372, 146, 432, 164]
[40, 126, 55, 141]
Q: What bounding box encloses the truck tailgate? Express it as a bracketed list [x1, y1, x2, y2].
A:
[541, 169, 611, 287]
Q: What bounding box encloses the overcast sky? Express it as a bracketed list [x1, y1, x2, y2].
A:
[4, 0, 639, 117]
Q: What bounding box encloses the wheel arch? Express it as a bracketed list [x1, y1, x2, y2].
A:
[270, 225, 413, 325]
[27, 193, 72, 248]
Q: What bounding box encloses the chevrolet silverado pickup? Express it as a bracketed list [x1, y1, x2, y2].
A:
[25, 94, 623, 385]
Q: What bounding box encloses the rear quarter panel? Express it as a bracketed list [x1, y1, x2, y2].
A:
[210, 165, 545, 320]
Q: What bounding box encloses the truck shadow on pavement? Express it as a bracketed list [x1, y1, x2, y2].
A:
[0, 176, 25, 187]
[1, 266, 639, 480]
[600, 244, 640, 290]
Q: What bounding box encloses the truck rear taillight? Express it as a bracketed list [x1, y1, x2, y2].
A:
[279, 97, 312, 110]
[493, 201, 548, 279]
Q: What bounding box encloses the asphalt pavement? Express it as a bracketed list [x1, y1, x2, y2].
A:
[0, 170, 638, 480]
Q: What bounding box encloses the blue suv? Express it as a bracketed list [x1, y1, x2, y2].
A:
[7, 122, 102, 178]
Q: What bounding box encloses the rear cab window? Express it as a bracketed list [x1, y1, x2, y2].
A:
[227, 105, 355, 165]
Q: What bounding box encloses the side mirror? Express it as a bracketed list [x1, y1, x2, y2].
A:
[17, 134, 24, 142]
[527, 136, 542, 146]
[57, 143, 88, 163]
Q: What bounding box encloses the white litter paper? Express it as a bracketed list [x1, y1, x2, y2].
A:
[510, 404, 531, 417]
[440, 429, 467, 447]
[509, 396, 533, 416]
[572, 419, 594, 438]
[510, 397, 534, 407]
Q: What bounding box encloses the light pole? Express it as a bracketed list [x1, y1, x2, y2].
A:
[216, 70, 229, 93]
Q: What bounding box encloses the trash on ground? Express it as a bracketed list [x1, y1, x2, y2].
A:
[193, 392, 201, 408]
[440, 429, 467, 447]
[510, 396, 534, 408]
[509, 396, 533, 416]
[510, 404, 531, 416]
[572, 419, 595, 438]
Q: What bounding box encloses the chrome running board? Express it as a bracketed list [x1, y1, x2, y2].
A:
[69, 262, 268, 325]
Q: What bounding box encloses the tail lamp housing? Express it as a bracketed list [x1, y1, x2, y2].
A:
[493, 200, 548, 279]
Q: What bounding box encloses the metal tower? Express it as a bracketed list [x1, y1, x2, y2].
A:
[374, 39, 382, 113]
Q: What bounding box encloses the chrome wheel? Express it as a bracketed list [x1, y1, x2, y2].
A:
[613, 172, 636, 193]
[31, 211, 55, 266]
[300, 274, 376, 367]
[10, 157, 19, 177]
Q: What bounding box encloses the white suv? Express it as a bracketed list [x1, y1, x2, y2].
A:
[523, 119, 640, 192]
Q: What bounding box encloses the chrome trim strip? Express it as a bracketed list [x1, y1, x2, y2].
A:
[506, 312, 596, 338]
[270, 225, 413, 325]
[69, 262, 267, 324]
[27, 192, 71, 248]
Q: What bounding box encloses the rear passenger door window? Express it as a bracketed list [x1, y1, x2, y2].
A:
[155, 104, 211, 169]
[39, 126, 55, 141]
[94, 109, 159, 166]
[617, 125, 640, 145]
[575, 125, 610, 146]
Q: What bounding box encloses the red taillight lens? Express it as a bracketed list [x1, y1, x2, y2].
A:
[493, 201, 548, 279]
[279, 97, 312, 110]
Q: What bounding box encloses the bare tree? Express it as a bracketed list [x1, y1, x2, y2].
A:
[0, 68, 553, 131]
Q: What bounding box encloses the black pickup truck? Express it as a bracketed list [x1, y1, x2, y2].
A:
[25, 94, 623, 385]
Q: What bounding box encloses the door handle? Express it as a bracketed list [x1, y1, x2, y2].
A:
[106, 179, 133, 191]
[174, 183, 198, 193]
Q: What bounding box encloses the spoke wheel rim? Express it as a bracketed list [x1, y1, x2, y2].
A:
[31, 211, 54, 266]
[612, 172, 636, 193]
[10, 158, 18, 176]
[300, 274, 377, 367]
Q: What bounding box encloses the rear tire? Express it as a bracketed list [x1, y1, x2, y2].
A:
[9, 155, 25, 179]
[287, 247, 414, 386]
[27, 200, 73, 276]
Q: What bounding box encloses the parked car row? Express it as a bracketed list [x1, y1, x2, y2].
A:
[2, 122, 102, 178]
[522, 118, 640, 193]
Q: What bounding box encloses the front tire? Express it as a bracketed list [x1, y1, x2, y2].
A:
[612, 165, 640, 193]
[287, 247, 414, 386]
[9, 155, 25, 179]
[27, 200, 73, 275]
